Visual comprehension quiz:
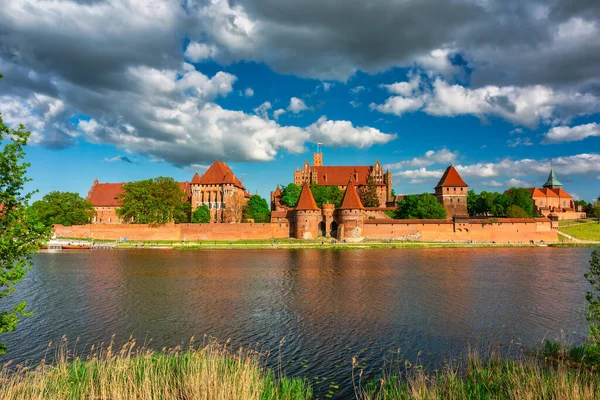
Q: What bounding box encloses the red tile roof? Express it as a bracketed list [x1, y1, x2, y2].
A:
[540, 188, 558, 197]
[436, 166, 468, 188]
[295, 183, 319, 210]
[313, 166, 374, 186]
[339, 180, 364, 210]
[88, 181, 191, 207]
[274, 186, 282, 196]
[191, 172, 201, 184]
[551, 188, 572, 198]
[196, 161, 245, 190]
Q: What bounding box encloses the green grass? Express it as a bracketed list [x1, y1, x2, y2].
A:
[0, 338, 312, 400]
[558, 219, 592, 227]
[560, 222, 600, 241]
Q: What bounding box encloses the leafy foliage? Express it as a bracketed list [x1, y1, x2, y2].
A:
[467, 189, 531, 217]
[0, 90, 52, 354]
[191, 204, 211, 223]
[592, 198, 600, 223]
[310, 183, 344, 208]
[29, 191, 95, 226]
[395, 193, 447, 219]
[117, 177, 190, 225]
[504, 187, 534, 217]
[362, 175, 380, 208]
[505, 204, 529, 218]
[280, 183, 301, 207]
[584, 251, 600, 343]
[243, 195, 271, 223]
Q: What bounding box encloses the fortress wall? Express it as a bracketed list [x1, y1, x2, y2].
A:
[54, 217, 558, 243]
[54, 222, 289, 241]
[363, 218, 558, 243]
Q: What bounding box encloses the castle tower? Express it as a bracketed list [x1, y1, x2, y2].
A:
[313, 152, 322, 167]
[435, 165, 468, 219]
[336, 180, 365, 242]
[385, 169, 393, 204]
[190, 171, 202, 211]
[543, 169, 562, 190]
[294, 182, 321, 239]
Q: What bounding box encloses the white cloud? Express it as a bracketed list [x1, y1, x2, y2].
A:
[506, 178, 529, 187]
[506, 137, 533, 147]
[350, 86, 365, 94]
[288, 97, 308, 114]
[306, 116, 396, 149]
[253, 101, 272, 119]
[416, 49, 460, 78]
[244, 87, 254, 97]
[350, 100, 361, 108]
[543, 123, 600, 144]
[483, 180, 503, 187]
[273, 109, 286, 120]
[321, 82, 333, 92]
[185, 42, 219, 62]
[394, 168, 445, 179]
[384, 148, 458, 170]
[373, 77, 600, 127]
[382, 75, 421, 96]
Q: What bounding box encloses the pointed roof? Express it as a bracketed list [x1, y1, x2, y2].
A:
[273, 186, 282, 196]
[339, 180, 364, 210]
[543, 169, 562, 188]
[435, 165, 468, 188]
[191, 172, 202, 184]
[295, 182, 319, 210]
[196, 161, 245, 190]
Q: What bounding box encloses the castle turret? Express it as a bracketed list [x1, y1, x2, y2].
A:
[435, 165, 468, 219]
[336, 180, 365, 242]
[543, 169, 562, 190]
[294, 183, 321, 239]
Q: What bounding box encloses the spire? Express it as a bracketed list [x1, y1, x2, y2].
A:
[543, 169, 562, 188]
[295, 182, 319, 210]
[435, 165, 468, 188]
[191, 171, 201, 184]
[339, 180, 364, 210]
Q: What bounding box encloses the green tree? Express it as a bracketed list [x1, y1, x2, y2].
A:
[29, 191, 95, 226]
[584, 251, 600, 342]
[310, 184, 344, 208]
[505, 204, 529, 218]
[467, 189, 479, 216]
[395, 193, 447, 219]
[117, 177, 189, 225]
[591, 198, 600, 224]
[505, 187, 534, 217]
[493, 193, 511, 216]
[191, 204, 211, 223]
[280, 183, 301, 207]
[362, 175, 380, 208]
[0, 88, 51, 353]
[243, 195, 271, 223]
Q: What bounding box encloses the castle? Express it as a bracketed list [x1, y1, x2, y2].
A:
[525, 169, 586, 220]
[87, 161, 249, 224]
[293, 151, 394, 207]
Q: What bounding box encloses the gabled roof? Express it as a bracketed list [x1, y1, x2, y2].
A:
[191, 172, 201, 184]
[436, 165, 468, 188]
[273, 186, 282, 196]
[543, 169, 562, 187]
[551, 188, 572, 198]
[528, 188, 546, 197]
[295, 183, 319, 210]
[86, 183, 125, 207]
[339, 180, 364, 210]
[196, 161, 245, 190]
[87, 181, 191, 207]
[312, 166, 374, 186]
[540, 187, 559, 197]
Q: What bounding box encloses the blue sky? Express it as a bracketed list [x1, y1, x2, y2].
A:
[1, 0, 599, 202]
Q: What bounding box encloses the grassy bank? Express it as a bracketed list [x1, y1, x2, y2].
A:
[358, 351, 600, 400]
[0, 338, 311, 400]
[560, 222, 600, 241]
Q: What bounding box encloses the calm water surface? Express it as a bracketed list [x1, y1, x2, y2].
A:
[0, 248, 596, 398]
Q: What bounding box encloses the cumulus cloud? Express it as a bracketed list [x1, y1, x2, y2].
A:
[506, 178, 529, 187]
[483, 180, 503, 187]
[306, 116, 396, 148]
[288, 97, 308, 114]
[244, 87, 254, 97]
[543, 123, 600, 143]
[185, 42, 219, 62]
[506, 137, 533, 147]
[384, 148, 458, 170]
[373, 77, 599, 128]
[273, 109, 286, 120]
[253, 101, 272, 119]
[350, 86, 365, 94]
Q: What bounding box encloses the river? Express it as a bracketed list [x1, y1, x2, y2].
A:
[0, 248, 596, 398]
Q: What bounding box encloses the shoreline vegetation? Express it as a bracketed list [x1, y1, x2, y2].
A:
[47, 237, 599, 250]
[3, 337, 600, 400]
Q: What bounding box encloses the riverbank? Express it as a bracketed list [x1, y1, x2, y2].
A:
[47, 237, 598, 250]
[0, 338, 312, 400]
[3, 340, 600, 400]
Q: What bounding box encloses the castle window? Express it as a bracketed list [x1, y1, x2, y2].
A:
[447, 188, 449, 192]
[460, 188, 463, 192]
[454, 187, 456, 191]
[563, 201, 566, 206]
[540, 201, 543, 206]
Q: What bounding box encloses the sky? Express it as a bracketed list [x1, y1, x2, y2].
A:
[0, 0, 599, 202]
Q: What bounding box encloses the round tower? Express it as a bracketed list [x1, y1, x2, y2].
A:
[336, 180, 365, 242]
[294, 183, 321, 239]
